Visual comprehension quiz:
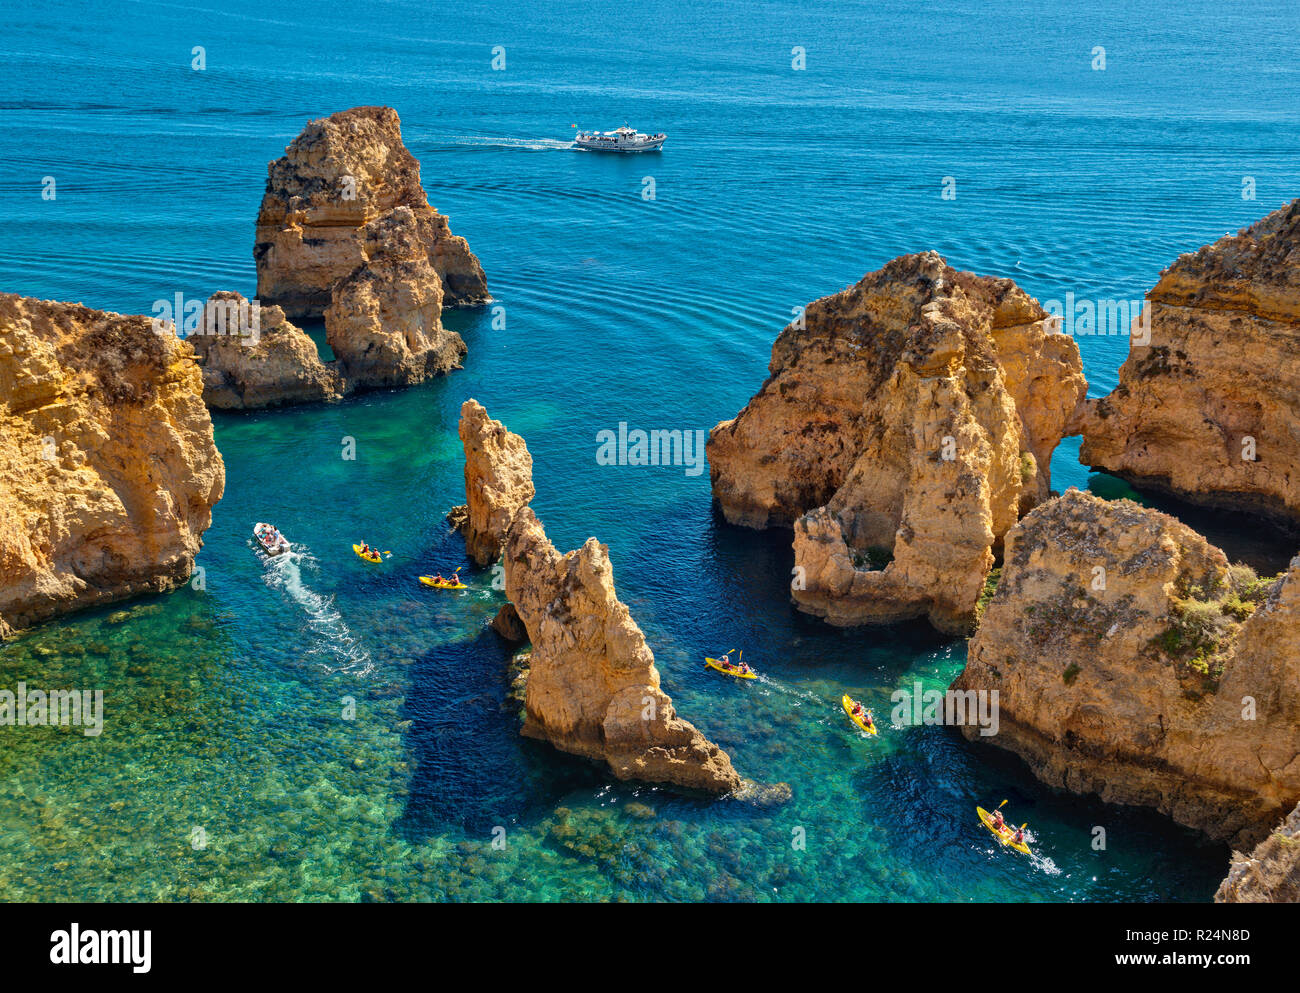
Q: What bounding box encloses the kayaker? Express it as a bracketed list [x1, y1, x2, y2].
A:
[1013, 825, 1026, 845]
[863, 709, 875, 731]
[990, 809, 1006, 831]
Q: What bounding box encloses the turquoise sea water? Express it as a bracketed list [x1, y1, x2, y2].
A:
[3, 0, 1298, 901]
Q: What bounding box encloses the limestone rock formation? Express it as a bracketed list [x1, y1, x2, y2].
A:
[1216, 801, 1300, 902]
[254, 106, 488, 318]
[503, 507, 743, 794]
[458, 397, 535, 565]
[187, 291, 341, 408]
[323, 207, 466, 389]
[1073, 199, 1300, 525]
[709, 252, 1086, 633]
[0, 294, 225, 634]
[954, 488, 1300, 848]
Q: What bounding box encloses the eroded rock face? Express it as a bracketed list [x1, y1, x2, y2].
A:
[323, 207, 466, 389]
[954, 488, 1300, 848]
[1216, 802, 1300, 902]
[0, 294, 225, 634]
[188, 291, 341, 409]
[504, 507, 743, 794]
[709, 252, 1086, 633]
[254, 106, 488, 318]
[458, 398, 534, 565]
[1074, 199, 1300, 525]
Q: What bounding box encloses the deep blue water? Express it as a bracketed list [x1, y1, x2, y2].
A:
[2, 0, 1297, 900]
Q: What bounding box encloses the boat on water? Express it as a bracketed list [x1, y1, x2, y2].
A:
[573, 125, 666, 152]
[253, 522, 291, 556]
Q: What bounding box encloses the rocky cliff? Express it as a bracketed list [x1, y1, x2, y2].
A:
[188, 291, 341, 408]
[504, 507, 743, 794]
[1073, 199, 1300, 526]
[1216, 801, 1300, 902]
[0, 294, 225, 635]
[954, 488, 1300, 848]
[457, 398, 534, 566]
[323, 207, 466, 389]
[254, 106, 488, 318]
[709, 252, 1086, 633]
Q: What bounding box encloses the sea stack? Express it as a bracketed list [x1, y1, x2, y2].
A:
[0, 294, 225, 636]
[323, 206, 467, 389]
[457, 398, 535, 566]
[254, 105, 488, 319]
[455, 400, 746, 795]
[504, 507, 743, 794]
[954, 489, 1300, 848]
[188, 291, 342, 408]
[1073, 199, 1300, 526]
[708, 252, 1086, 634]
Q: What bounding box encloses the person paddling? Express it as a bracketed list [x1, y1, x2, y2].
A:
[1013, 825, 1027, 845]
[990, 808, 1006, 832]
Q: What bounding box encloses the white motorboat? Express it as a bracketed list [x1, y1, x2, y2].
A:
[573, 125, 666, 152]
[253, 522, 291, 556]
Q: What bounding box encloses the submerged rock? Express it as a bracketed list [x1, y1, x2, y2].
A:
[324, 207, 466, 389]
[458, 398, 535, 566]
[0, 294, 225, 634]
[1216, 801, 1300, 902]
[504, 507, 743, 795]
[254, 106, 487, 318]
[954, 488, 1300, 848]
[1074, 199, 1300, 526]
[709, 252, 1086, 633]
[188, 291, 341, 408]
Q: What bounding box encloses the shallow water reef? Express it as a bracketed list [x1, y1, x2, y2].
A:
[455, 397, 535, 566]
[1216, 801, 1300, 902]
[954, 488, 1300, 849]
[188, 291, 342, 408]
[255, 105, 488, 319]
[708, 252, 1086, 634]
[1073, 198, 1300, 527]
[0, 294, 225, 636]
[504, 507, 743, 794]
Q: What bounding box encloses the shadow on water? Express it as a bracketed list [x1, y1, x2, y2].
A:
[1087, 473, 1298, 575]
[392, 626, 603, 842]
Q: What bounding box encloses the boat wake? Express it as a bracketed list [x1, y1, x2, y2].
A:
[442, 135, 575, 151]
[261, 548, 373, 675]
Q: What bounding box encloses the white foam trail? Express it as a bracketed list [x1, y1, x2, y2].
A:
[261, 548, 373, 675]
[441, 135, 575, 151]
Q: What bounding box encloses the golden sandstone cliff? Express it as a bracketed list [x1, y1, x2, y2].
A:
[1216, 801, 1300, 902]
[954, 488, 1300, 848]
[255, 106, 487, 318]
[1073, 199, 1300, 525]
[708, 252, 1086, 634]
[504, 507, 743, 794]
[455, 399, 744, 794]
[457, 399, 535, 566]
[0, 295, 225, 637]
[188, 291, 342, 408]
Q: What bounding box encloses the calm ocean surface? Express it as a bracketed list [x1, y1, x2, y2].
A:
[2, 0, 1297, 900]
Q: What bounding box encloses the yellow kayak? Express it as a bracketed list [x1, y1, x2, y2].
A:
[705, 656, 757, 679]
[976, 806, 1032, 855]
[419, 575, 467, 590]
[353, 544, 383, 563]
[842, 694, 878, 736]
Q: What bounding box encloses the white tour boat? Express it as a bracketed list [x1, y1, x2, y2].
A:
[573, 125, 666, 152]
[253, 522, 291, 557]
